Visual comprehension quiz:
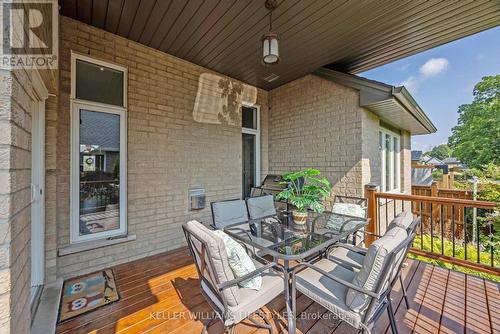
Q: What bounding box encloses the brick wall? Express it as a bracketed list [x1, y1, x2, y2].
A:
[54, 16, 268, 278]
[361, 108, 381, 188]
[0, 67, 35, 333]
[401, 130, 412, 193]
[268, 75, 376, 198]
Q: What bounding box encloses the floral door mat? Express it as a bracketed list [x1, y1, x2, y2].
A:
[58, 269, 119, 322]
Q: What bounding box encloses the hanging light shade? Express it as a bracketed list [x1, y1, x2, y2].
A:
[262, 0, 279, 65]
[262, 32, 280, 64]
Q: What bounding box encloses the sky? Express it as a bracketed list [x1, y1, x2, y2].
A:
[360, 26, 500, 153]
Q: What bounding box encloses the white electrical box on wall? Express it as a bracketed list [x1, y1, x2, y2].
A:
[188, 188, 206, 210]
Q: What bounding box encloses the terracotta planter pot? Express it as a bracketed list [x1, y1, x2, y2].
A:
[292, 210, 308, 225]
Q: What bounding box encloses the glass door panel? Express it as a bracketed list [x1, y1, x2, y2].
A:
[242, 133, 256, 198]
[79, 109, 121, 236]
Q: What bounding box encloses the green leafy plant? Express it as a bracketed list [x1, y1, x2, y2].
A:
[276, 168, 331, 213]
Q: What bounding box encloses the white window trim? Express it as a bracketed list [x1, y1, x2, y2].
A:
[70, 53, 128, 244]
[241, 103, 261, 188]
[380, 128, 401, 193]
[71, 51, 128, 108]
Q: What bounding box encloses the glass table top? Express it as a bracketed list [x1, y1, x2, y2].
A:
[223, 214, 367, 260]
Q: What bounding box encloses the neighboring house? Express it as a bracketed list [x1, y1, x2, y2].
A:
[4, 8, 467, 333]
[442, 157, 467, 170]
[423, 156, 443, 165]
[411, 150, 424, 163]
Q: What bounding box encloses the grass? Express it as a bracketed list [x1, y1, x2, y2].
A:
[410, 234, 500, 282]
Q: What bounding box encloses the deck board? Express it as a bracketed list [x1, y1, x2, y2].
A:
[56, 248, 500, 334]
[439, 269, 466, 334]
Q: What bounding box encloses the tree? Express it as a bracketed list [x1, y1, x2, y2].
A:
[448, 75, 500, 169]
[425, 144, 452, 160]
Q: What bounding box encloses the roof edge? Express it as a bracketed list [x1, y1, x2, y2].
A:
[313, 68, 437, 135]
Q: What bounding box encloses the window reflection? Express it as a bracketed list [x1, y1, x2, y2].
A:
[79, 110, 120, 235]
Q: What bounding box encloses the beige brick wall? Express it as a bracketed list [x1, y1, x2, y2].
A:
[361, 108, 381, 188]
[268, 75, 373, 198]
[0, 67, 36, 334]
[54, 16, 268, 278]
[401, 130, 412, 194]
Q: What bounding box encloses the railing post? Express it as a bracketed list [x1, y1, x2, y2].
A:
[364, 184, 379, 246]
[431, 181, 438, 197]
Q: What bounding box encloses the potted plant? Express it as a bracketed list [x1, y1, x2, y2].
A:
[276, 168, 332, 225]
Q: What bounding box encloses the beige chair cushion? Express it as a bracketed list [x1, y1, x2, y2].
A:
[295, 259, 362, 328]
[387, 210, 413, 232]
[226, 259, 284, 326]
[212, 230, 262, 290]
[185, 220, 240, 306]
[346, 226, 407, 313]
[247, 195, 277, 220]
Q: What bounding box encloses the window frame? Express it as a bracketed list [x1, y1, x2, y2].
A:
[71, 52, 128, 108]
[70, 53, 128, 244]
[379, 128, 401, 193]
[241, 103, 261, 190]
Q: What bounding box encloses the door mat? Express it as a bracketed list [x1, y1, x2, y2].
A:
[58, 269, 119, 322]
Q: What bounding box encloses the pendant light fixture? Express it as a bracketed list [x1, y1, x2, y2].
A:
[262, 0, 280, 65]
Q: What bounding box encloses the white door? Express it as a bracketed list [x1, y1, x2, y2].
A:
[31, 98, 45, 305]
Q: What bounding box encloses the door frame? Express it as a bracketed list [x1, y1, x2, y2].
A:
[241, 103, 261, 195]
[70, 100, 128, 243]
[30, 70, 48, 306]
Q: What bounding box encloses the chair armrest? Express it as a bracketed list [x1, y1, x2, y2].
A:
[362, 230, 383, 238]
[338, 218, 368, 234]
[216, 262, 279, 291]
[329, 242, 367, 255]
[292, 262, 379, 298]
[334, 243, 367, 255]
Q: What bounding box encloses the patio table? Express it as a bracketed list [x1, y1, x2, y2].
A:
[223, 213, 368, 334]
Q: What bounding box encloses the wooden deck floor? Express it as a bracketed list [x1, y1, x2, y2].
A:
[56, 247, 500, 334]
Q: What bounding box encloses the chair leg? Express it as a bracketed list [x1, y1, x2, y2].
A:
[399, 274, 410, 309]
[201, 317, 217, 334]
[248, 310, 273, 333]
[387, 295, 399, 334]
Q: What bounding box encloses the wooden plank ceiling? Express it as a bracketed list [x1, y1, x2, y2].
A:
[59, 0, 500, 90]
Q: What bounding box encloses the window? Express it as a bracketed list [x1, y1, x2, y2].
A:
[70, 53, 127, 243]
[379, 129, 400, 192]
[242, 105, 260, 198]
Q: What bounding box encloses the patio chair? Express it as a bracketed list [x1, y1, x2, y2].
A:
[311, 195, 368, 244]
[210, 199, 249, 229]
[182, 220, 285, 334]
[291, 223, 418, 334]
[326, 211, 420, 309]
[246, 195, 279, 221]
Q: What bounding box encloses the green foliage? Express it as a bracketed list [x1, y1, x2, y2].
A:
[411, 234, 499, 282]
[483, 163, 500, 180]
[425, 144, 452, 160]
[276, 168, 331, 213]
[448, 75, 500, 169]
[478, 183, 500, 203]
[431, 168, 443, 181]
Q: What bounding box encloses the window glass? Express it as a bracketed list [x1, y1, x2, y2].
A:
[242, 133, 256, 198]
[385, 133, 391, 191]
[393, 137, 399, 189]
[76, 59, 124, 106]
[79, 109, 121, 236]
[242, 106, 257, 129]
